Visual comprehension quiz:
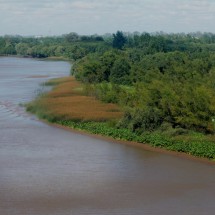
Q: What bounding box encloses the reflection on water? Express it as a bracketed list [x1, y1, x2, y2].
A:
[0, 57, 215, 215]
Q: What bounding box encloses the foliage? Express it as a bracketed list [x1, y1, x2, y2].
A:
[0, 34, 108, 60]
[71, 33, 215, 134]
[112, 31, 127, 49]
[109, 57, 131, 84]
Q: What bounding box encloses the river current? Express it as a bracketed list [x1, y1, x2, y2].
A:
[0, 57, 215, 215]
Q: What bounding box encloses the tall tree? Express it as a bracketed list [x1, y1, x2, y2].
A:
[112, 31, 127, 49]
[65, 32, 79, 43]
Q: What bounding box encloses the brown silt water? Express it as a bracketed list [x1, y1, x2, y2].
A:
[0, 57, 215, 215]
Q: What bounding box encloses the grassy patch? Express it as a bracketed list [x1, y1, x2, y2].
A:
[27, 77, 123, 122]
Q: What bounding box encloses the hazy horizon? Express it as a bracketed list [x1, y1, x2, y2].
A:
[1, 0, 215, 36]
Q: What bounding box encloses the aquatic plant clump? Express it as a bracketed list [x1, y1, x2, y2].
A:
[58, 120, 215, 160]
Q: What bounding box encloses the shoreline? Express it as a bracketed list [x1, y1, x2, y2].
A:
[25, 60, 215, 164]
[26, 76, 215, 164]
[0, 55, 73, 63]
[43, 119, 215, 166]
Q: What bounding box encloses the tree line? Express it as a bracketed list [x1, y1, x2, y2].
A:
[1, 31, 215, 134]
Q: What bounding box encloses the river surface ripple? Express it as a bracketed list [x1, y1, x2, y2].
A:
[0, 57, 215, 215]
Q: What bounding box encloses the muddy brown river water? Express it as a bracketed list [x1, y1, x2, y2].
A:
[0, 57, 215, 215]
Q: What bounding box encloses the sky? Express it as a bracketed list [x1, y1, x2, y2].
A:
[0, 0, 215, 36]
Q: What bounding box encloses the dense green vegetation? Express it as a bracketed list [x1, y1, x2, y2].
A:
[2, 30, 215, 159]
[0, 33, 109, 59]
[72, 32, 215, 135]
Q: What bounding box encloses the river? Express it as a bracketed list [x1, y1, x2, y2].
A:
[0, 57, 215, 215]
